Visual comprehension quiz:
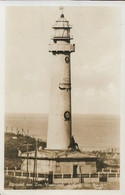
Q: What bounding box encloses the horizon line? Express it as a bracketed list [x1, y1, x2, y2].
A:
[5, 112, 120, 116]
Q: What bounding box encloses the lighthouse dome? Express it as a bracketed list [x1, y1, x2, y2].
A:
[52, 14, 72, 41]
[52, 14, 72, 29]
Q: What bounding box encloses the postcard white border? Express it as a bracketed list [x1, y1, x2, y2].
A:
[0, 1, 125, 195]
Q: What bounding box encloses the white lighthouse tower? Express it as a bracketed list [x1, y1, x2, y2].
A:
[20, 10, 97, 181]
[47, 9, 75, 150]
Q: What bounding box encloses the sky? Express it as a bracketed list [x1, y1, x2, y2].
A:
[5, 6, 121, 114]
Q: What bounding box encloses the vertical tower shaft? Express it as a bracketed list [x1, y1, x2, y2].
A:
[47, 13, 75, 150]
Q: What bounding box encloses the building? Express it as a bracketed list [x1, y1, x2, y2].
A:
[20, 149, 97, 184]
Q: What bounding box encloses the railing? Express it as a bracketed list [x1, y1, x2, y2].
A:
[5, 169, 120, 183]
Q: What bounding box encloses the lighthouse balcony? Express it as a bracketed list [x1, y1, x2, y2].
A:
[51, 36, 73, 40]
[49, 43, 75, 52]
[52, 25, 72, 29]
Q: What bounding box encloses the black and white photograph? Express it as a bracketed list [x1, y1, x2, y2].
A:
[4, 5, 121, 190]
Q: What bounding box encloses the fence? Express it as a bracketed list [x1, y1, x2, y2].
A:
[5, 169, 120, 184]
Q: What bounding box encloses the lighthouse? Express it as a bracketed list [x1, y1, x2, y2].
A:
[47, 9, 75, 150]
[20, 9, 97, 183]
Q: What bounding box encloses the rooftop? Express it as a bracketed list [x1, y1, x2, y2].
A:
[20, 149, 97, 160]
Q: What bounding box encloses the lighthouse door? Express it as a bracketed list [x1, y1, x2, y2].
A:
[73, 165, 78, 178]
[48, 171, 53, 184]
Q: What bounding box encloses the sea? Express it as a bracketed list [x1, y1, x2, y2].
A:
[5, 113, 120, 150]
